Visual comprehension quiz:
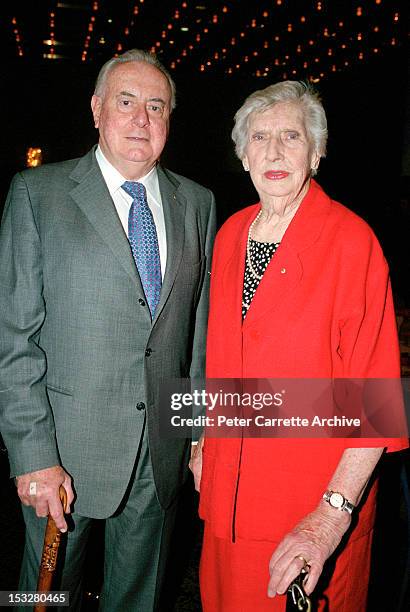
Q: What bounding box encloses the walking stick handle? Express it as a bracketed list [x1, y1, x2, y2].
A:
[34, 486, 68, 612]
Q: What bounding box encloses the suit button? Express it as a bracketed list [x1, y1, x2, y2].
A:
[136, 402, 146, 411]
[138, 298, 146, 306]
[145, 348, 152, 357]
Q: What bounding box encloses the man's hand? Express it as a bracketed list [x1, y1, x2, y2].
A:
[267, 503, 351, 598]
[16, 466, 75, 533]
[189, 435, 204, 492]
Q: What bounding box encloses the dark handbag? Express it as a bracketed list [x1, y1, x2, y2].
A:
[286, 568, 312, 611]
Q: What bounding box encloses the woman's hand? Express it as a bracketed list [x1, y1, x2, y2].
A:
[189, 435, 205, 492]
[267, 503, 352, 598]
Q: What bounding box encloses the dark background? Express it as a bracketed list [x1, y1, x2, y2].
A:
[1, 0, 409, 609]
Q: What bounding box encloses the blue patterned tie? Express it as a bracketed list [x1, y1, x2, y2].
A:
[122, 181, 162, 317]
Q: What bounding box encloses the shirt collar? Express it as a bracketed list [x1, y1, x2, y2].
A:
[95, 146, 161, 207]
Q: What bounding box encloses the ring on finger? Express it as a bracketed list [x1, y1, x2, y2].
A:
[29, 481, 37, 496]
[294, 555, 310, 571]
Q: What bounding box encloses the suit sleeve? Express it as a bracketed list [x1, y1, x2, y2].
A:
[189, 190, 217, 381]
[0, 173, 60, 477]
[188, 191, 216, 441]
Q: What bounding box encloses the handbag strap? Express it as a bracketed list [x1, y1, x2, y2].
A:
[287, 569, 312, 611]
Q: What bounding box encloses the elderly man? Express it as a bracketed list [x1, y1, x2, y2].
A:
[0, 49, 216, 610]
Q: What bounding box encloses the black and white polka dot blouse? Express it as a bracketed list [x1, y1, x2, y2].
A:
[242, 239, 280, 319]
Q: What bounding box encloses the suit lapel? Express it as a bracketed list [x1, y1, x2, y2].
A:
[219, 206, 300, 331]
[223, 181, 331, 329]
[153, 165, 186, 320]
[221, 207, 255, 331]
[69, 149, 143, 291]
[243, 243, 303, 328]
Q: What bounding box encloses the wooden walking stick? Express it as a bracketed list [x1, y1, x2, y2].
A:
[34, 485, 68, 612]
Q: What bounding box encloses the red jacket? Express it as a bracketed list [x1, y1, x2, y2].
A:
[199, 180, 407, 542]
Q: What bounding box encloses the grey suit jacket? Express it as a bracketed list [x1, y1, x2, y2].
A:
[0, 148, 216, 518]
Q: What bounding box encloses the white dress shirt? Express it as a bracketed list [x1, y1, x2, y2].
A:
[95, 146, 167, 278]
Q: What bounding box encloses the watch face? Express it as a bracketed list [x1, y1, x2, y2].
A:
[329, 492, 344, 508]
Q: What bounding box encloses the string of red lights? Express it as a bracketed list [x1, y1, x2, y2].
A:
[113, 1, 147, 57]
[192, 1, 402, 82]
[10, 16, 24, 57]
[156, 0, 402, 82]
[165, 3, 232, 70]
[147, 1, 190, 57]
[198, 6, 270, 74]
[43, 4, 57, 60]
[81, 1, 100, 62]
[7, 0, 405, 82]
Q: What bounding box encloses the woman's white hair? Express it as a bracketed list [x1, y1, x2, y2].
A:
[94, 48, 176, 111]
[232, 81, 327, 169]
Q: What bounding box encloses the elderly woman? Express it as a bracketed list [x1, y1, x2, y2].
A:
[190, 81, 407, 611]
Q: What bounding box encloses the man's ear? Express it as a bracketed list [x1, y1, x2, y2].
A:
[91, 95, 101, 128]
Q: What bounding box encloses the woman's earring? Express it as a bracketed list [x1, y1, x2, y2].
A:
[243, 163, 249, 171]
